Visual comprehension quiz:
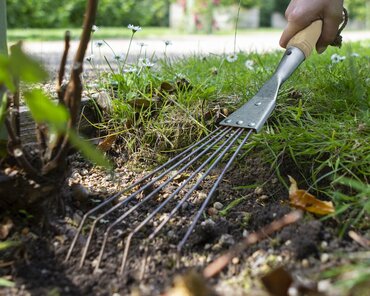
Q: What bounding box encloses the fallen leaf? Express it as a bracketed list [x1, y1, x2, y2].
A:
[261, 266, 293, 296]
[288, 176, 335, 215]
[165, 270, 215, 296]
[97, 134, 117, 152]
[0, 217, 14, 240]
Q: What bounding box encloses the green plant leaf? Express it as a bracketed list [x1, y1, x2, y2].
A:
[0, 55, 15, 91]
[9, 42, 48, 83]
[68, 130, 112, 169]
[24, 89, 69, 131]
[0, 240, 20, 251]
[0, 278, 15, 288]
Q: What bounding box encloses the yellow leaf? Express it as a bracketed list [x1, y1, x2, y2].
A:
[288, 176, 335, 216]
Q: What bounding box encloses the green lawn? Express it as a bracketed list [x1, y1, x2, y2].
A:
[7, 26, 281, 41]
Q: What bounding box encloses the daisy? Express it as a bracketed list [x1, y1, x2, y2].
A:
[245, 59, 254, 70]
[139, 58, 155, 68]
[226, 53, 238, 63]
[164, 40, 172, 46]
[351, 52, 360, 57]
[95, 41, 104, 47]
[92, 25, 99, 33]
[128, 24, 142, 33]
[123, 66, 138, 73]
[85, 55, 94, 62]
[331, 53, 346, 64]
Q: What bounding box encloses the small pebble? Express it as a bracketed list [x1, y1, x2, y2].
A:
[242, 229, 249, 237]
[318, 280, 332, 292]
[288, 287, 299, 296]
[213, 202, 223, 210]
[181, 201, 189, 211]
[321, 241, 328, 249]
[301, 259, 309, 268]
[259, 195, 269, 201]
[254, 187, 263, 195]
[207, 207, 218, 216]
[320, 253, 330, 263]
[231, 257, 239, 265]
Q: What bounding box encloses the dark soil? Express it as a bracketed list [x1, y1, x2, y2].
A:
[1, 147, 365, 296]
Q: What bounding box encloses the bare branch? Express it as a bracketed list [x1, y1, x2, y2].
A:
[57, 30, 70, 104]
[43, 0, 98, 175]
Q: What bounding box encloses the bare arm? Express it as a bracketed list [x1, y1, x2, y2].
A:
[279, 0, 344, 54]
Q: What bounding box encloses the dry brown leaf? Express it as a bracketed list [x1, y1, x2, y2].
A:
[261, 266, 293, 296]
[288, 176, 335, 216]
[97, 134, 117, 152]
[0, 217, 14, 240]
[164, 270, 215, 296]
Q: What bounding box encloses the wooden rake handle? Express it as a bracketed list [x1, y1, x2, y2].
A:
[287, 20, 323, 58]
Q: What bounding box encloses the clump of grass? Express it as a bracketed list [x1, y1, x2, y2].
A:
[89, 25, 369, 229]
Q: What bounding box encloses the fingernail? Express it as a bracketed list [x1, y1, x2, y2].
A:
[317, 46, 327, 54]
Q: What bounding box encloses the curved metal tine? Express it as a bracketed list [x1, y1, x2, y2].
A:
[146, 128, 245, 243]
[118, 128, 242, 275]
[139, 243, 149, 281]
[65, 127, 222, 262]
[90, 127, 233, 270]
[177, 129, 253, 253]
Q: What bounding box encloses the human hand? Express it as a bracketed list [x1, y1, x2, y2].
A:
[279, 0, 344, 54]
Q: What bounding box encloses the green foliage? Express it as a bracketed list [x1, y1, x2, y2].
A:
[331, 178, 370, 235]
[94, 38, 369, 231]
[346, 0, 368, 20]
[6, 0, 170, 28]
[0, 44, 110, 169]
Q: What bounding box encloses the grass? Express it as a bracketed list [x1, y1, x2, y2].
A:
[85, 34, 369, 237]
[6, 27, 281, 42]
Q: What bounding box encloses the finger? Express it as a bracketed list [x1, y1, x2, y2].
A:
[316, 17, 342, 53]
[280, 19, 310, 48]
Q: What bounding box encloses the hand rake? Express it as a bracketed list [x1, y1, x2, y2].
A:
[66, 21, 322, 277]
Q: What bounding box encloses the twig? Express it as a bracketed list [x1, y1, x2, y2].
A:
[57, 30, 71, 104]
[43, 0, 98, 174]
[5, 117, 40, 178]
[348, 230, 370, 249]
[203, 210, 303, 279]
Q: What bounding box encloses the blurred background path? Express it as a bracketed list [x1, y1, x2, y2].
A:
[21, 30, 370, 72]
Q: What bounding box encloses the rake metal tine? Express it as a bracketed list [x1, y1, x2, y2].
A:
[118, 128, 242, 274]
[92, 127, 234, 270]
[177, 129, 253, 252]
[148, 129, 246, 241]
[65, 127, 223, 262]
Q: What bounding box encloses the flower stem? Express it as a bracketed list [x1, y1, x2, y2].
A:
[122, 32, 135, 70]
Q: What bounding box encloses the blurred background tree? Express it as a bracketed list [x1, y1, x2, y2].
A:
[5, 0, 369, 29]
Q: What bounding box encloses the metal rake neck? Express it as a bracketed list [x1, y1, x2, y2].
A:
[220, 46, 305, 132]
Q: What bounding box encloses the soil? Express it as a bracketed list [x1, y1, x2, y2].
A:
[1, 143, 367, 296]
[1, 49, 368, 296]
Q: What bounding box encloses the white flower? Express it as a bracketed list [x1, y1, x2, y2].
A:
[175, 73, 186, 80]
[351, 52, 360, 57]
[95, 41, 104, 47]
[226, 53, 238, 63]
[92, 25, 99, 32]
[123, 66, 138, 73]
[114, 54, 124, 61]
[164, 40, 172, 46]
[245, 59, 254, 70]
[137, 42, 148, 48]
[128, 24, 142, 32]
[331, 53, 346, 64]
[85, 55, 94, 62]
[139, 58, 154, 68]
